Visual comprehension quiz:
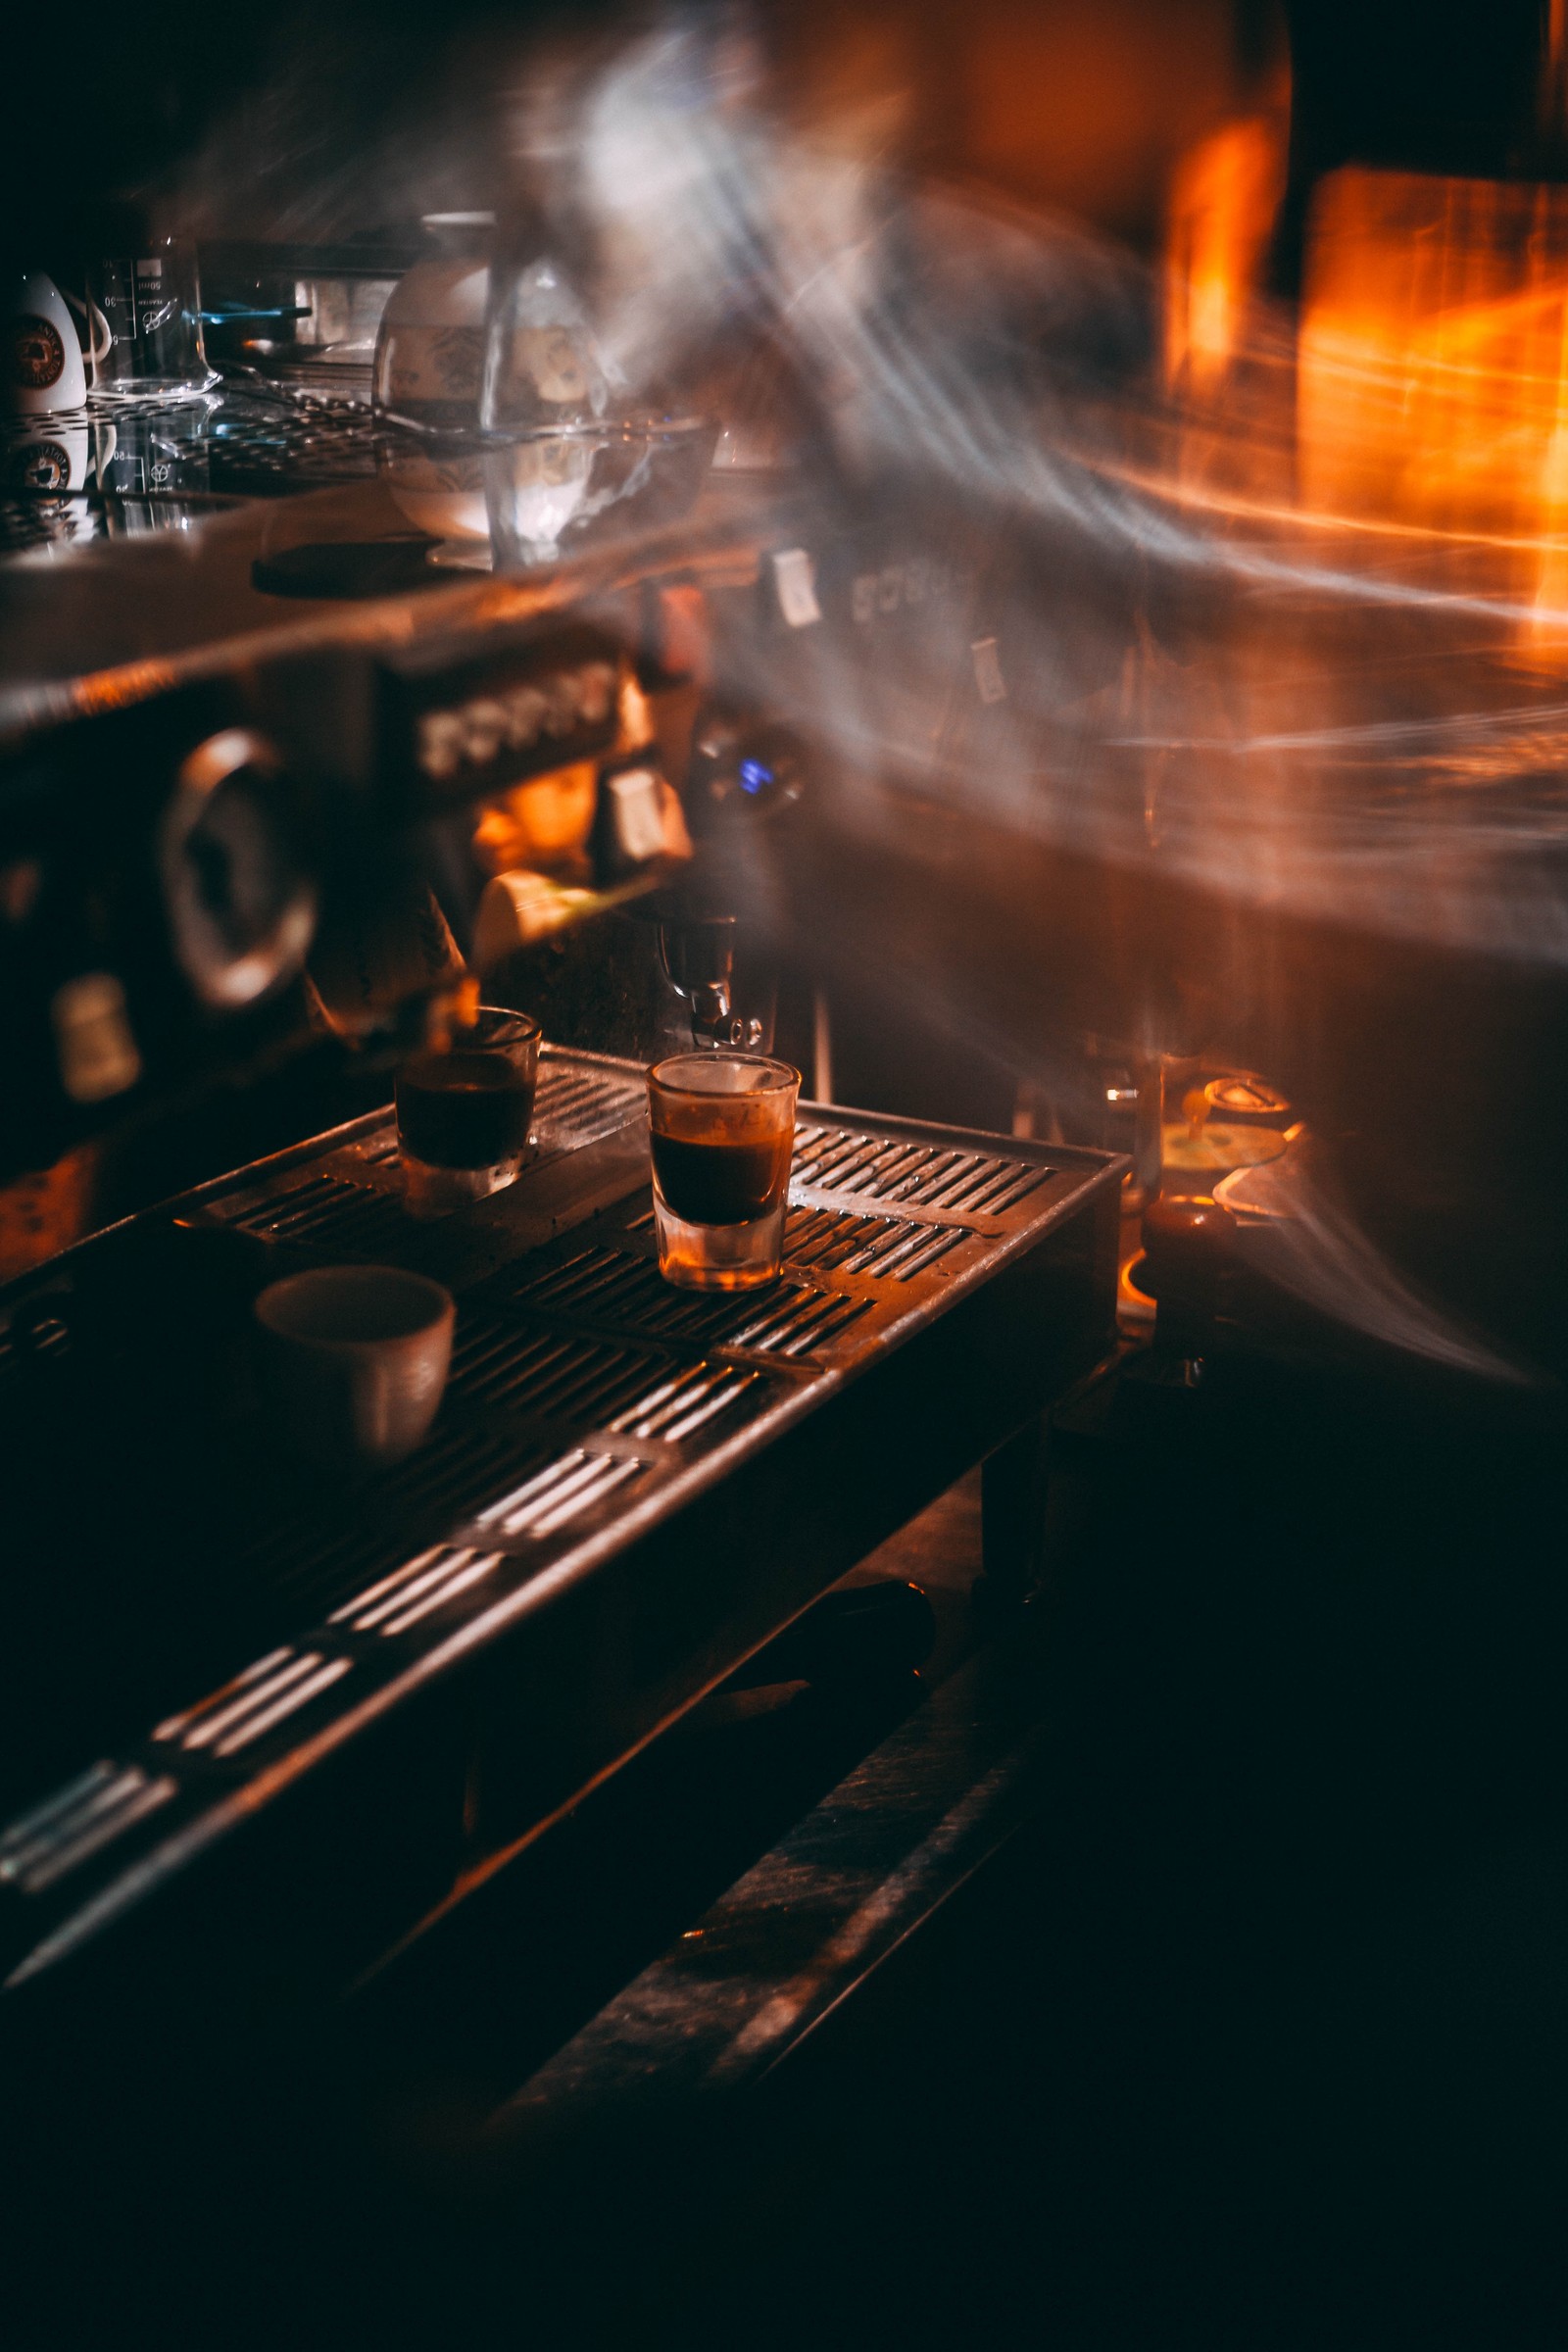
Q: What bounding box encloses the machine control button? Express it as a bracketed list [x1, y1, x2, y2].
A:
[416, 710, 466, 780]
[541, 673, 584, 736]
[403, 655, 621, 794]
[503, 685, 547, 749]
[576, 661, 616, 725]
[461, 699, 509, 762]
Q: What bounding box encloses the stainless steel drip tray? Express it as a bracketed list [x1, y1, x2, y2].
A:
[0, 1048, 1122, 1997]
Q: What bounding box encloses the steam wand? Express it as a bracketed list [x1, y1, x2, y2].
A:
[657, 915, 763, 1050]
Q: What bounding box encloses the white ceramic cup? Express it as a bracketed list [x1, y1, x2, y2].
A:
[254, 1265, 455, 1471]
[375, 214, 493, 546]
[10, 272, 87, 415]
[5, 418, 89, 492]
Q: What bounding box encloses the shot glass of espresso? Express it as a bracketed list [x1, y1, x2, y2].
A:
[648, 1051, 800, 1291]
[396, 1006, 542, 1218]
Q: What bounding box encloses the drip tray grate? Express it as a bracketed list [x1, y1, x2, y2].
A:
[153, 1648, 354, 1759]
[782, 1204, 968, 1277]
[533, 1062, 644, 1145]
[217, 1173, 416, 1255]
[232, 1424, 556, 1620]
[0, 1050, 1118, 1943]
[0, 1764, 178, 1896]
[791, 1123, 1052, 1214]
[450, 1319, 662, 1424]
[490, 1245, 871, 1357]
[472, 1448, 648, 1540]
[450, 1315, 768, 1439]
[330, 1546, 509, 1639]
[622, 1200, 970, 1281]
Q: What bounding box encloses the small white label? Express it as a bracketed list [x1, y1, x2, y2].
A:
[772, 547, 821, 628]
[609, 766, 668, 861]
[52, 972, 142, 1103]
[971, 636, 1006, 704]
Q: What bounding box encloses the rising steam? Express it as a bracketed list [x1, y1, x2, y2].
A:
[159, 10, 1568, 1378]
[517, 22, 1568, 976]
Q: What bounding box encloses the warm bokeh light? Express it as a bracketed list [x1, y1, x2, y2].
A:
[1298, 169, 1568, 563]
[1164, 114, 1286, 395]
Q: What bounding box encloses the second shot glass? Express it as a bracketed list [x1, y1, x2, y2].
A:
[648, 1052, 800, 1291]
[395, 1006, 541, 1218]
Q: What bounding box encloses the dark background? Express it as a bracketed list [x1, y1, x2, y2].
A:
[3, 0, 1553, 289]
[6, 4, 1565, 2343]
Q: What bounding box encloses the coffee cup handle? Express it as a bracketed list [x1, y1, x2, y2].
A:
[64, 291, 114, 373]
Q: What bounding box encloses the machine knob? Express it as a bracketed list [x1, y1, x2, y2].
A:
[160, 729, 317, 1010]
[687, 715, 808, 829]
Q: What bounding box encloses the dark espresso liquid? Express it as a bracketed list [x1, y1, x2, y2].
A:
[651, 1129, 791, 1224]
[396, 1051, 535, 1169]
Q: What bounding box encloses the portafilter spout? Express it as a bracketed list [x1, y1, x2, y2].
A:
[657, 914, 763, 1050]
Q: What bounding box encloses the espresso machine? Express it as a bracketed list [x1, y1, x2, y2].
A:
[7, 6, 1568, 2331]
[0, 347, 1133, 2334]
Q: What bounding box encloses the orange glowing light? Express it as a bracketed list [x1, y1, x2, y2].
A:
[1164, 114, 1286, 395]
[471, 761, 598, 876]
[0, 1144, 99, 1282]
[1298, 168, 1568, 634]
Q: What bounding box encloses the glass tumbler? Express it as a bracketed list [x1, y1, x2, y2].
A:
[395, 1007, 542, 1218]
[648, 1052, 800, 1291]
[86, 237, 216, 397]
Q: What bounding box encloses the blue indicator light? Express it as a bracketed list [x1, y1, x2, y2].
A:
[739, 759, 771, 796]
